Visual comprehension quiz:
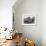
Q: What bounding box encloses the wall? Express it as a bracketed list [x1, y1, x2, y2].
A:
[13, 0, 41, 46]
[0, 0, 16, 30]
[41, 0, 46, 46]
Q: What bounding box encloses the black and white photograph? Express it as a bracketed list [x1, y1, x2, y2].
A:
[22, 14, 36, 25]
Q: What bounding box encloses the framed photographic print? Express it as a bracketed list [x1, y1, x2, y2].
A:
[22, 14, 36, 25]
